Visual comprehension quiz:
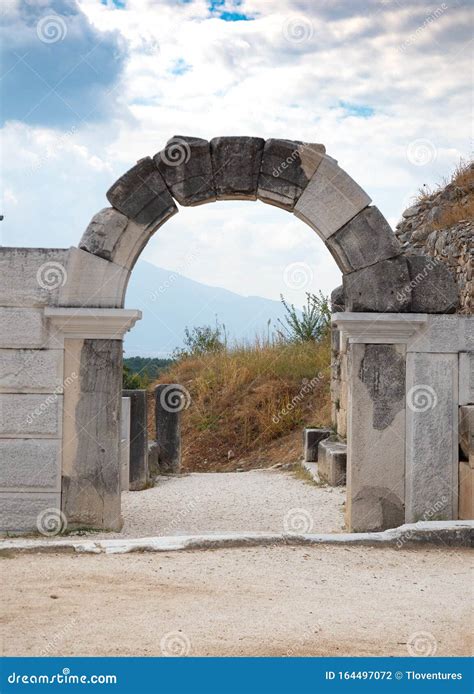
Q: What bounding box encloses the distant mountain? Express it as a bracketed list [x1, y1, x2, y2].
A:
[124, 260, 290, 357]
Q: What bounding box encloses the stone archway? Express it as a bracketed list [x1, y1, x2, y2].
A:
[0, 136, 465, 535]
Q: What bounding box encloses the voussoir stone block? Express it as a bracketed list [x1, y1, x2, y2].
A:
[107, 157, 178, 228]
[406, 256, 459, 314]
[58, 247, 129, 308]
[154, 136, 216, 206]
[79, 207, 129, 262]
[257, 139, 325, 210]
[326, 206, 401, 274]
[210, 136, 265, 200]
[343, 256, 412, 312]
[294, 156, 371, 240]
[0, 439, 61, 490]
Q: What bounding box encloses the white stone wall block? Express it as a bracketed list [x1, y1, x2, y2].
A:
[0, 492, 61, 533]
[0, 394, 62, 437]
[0, 248, 70, 308]
[294, 157, 371, 240]
[408, 315, 474, 353]
[0, 349, 63, 393]
[0, 308, 47, 349]
[0, 440, 61, 491]
[405, 352, 458, 522]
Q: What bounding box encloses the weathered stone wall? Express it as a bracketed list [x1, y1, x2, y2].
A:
[395, 170, 473, 315]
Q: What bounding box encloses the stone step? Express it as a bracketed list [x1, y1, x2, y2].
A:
[303, 427, 331, 462]
[318, 439, 347, 486]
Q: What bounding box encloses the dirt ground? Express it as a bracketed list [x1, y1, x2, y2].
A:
[2, 544, 472, 657]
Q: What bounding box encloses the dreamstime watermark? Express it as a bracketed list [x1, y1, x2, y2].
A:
[271, 142, 323, 179]
[36, 261, 68, 291]
[159, 384, 191, 413]
[283, 507, 314, 534]
[406, 384, 438, 412]
[283, 262, 313, 291]
[272, 374, 323, 424]
[282, 16, 314, 43]
[161, 496, 200, 535]
[147, 248, 199, 301]
[160, 630, 192, 656]
[29, 127, 77, 175]
[407, 630, 438, 656]
[36, 507, 68, 537]
[398, 4, 448, 52]
[26, 373, 78, 426]
[396, 496, 449, 548]
[40, 618, 77, 656]
[159, 137, 191, 167]
[36, 14, 67, 43]
[406, 138, 437, 166]
[396, 255, 441, 304]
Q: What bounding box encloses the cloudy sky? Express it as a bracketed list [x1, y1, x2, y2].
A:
[1, 0, 472, 306]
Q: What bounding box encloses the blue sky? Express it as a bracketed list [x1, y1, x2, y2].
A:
[0, 0, 472, 304]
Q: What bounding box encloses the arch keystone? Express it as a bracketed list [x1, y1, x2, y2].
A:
[210, 136, 264, 200]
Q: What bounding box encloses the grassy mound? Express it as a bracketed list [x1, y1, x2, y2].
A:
[149, 337, 332, 472]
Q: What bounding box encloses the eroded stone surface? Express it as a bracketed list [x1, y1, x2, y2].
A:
[343, 256, 411, 312]
[79, 208, 129, 262]
[107, 157, 178, 228]
[0, 492, 61, 533]
[358, 345, 405, 430]
[154, 136, 215, 205]
[0, 394, 62, 437]
[0, 440, 61, 490]
[326, 206, 401, 274]
[0, 349, 63, 393]
[211, 136, 264, 200]
[407, 256, 459, 314]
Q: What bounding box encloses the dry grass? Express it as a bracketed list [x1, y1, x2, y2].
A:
[413, 158, 473, 230]
[148, 337, 332, 472]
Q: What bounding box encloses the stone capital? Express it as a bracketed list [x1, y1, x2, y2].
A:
[332, 312, 427, 344]
[44, 307, 141, 341]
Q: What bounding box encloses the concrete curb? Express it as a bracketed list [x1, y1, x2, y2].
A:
[0, 521, 472, 556]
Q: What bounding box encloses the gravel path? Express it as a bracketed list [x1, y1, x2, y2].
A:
[114, 469, 345, 538]
[2, 545, 471, 657]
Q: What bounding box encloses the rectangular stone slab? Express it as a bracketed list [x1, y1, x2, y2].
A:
[458, 460, 474, 520]
[107, 157, 178, 228]
[459, 352, 474, 405]
[343, 256, 412, 312]
[0, 393, 62, 437]
[0, 349, 63, 393]
[405, 352, 458, 522]
[326, 206, 401, 273]
[303, 427, 331, 462]
[0, 248, 70, 308]
[122, 389, 149, 490]
[0, 309, 46, 349]
[406, 256, 459, 314]
[318, 439, 347, 486]
[154, 136, 216, 205]
[294, 157, 371, 240]
[407, 315, 473, 353]
[0, 492, 61, 533]
[347, 343, 406, 532]
[0, 439, 61, 491]
[211, 136, 264, 200]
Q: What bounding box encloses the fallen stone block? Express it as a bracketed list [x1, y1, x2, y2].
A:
[303, 427, 331, 462]
[343, 256, 412, 312]
[154, 135, 215, 206]
[459, 406, 474, 466]
[326, 206, 401, 274]
[257, 139, 325, 210]
[294, 156, 371, 240]
[106, 157, 178, 228]
[210, 136, 264, 200]
[318, 438, 347, 486]
[458, 461, 474, 520]
[407, 256, 459, 314]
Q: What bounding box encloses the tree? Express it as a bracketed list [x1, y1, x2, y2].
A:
[174, 321, 226, 358]
[277, 291, 330, 343]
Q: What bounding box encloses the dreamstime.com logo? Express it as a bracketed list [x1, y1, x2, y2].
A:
[160, 630, 192, 656]
[273, 374, 323, 424]
[26, 373, 77, 426]
[159, 137, 191, 167]
[36, 507, 68, 536]
[159, 384, 191, 413]
[407, 631, 438, 656]
[396, 256, 441, 304]
[406, 138, 437, 167]
[283, 507, 314, 534]
[36, 261, 68, 291]
[406, 385, 438, 413]
[36, 14, 67, 43]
